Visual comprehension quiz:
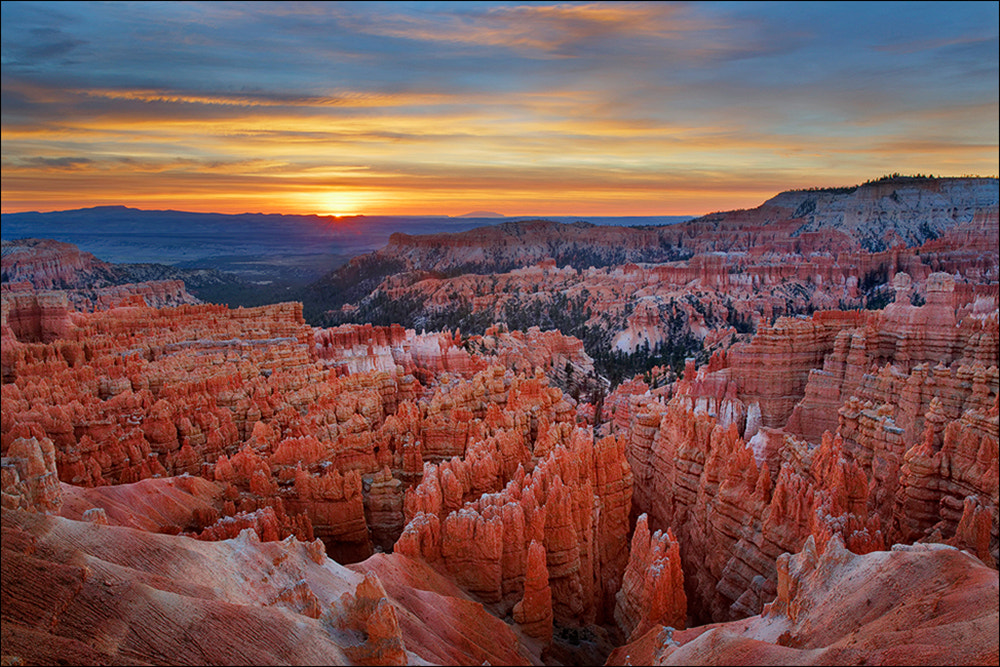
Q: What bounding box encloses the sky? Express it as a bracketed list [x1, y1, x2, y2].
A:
[2, 1, 997, 217]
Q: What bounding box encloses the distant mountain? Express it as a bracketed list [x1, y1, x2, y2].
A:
[4, 176, 994, 298]
[457, 211, 505, 218]
[304, 218, 695, 316]
[0, 207, 386, 267]
[340, 177, 998, 276]
[0, 206, 690, 283]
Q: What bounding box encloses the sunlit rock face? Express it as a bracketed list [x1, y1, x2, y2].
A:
[2, 238, 120, 290]
[5, 282, 993, 663]
[0, 289, 628, 662]
[396, 425, 633, 626]
[319, 178, 998, 370]
[332, 178, 998, 276]
[693, 176, 999, 253]
[0, 292, 609, 563]
[614, 513, 686, 642]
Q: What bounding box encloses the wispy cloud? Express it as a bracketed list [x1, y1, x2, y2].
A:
[340, 3, 709, 54]
[2, 1, 997, 216]
[10, 156, 94, 170]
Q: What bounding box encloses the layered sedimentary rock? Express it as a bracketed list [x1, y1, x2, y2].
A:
[0, 301, 389, 559]
[344, 218, 691, 278]
[617, 270, 998, 626]
[1, 288, 620, 574]
[1, 507, 534, 666]
[1, 289, 74, 343]
[1, 435, 63, 513]
[0, 237, 241, 312]
[667, 176, 999, 256]
[320, 177, 996, 290]
[350, 552, 534, 665]
[2, 238, 121, 289]
[364, 467, 406, 552]
[2, 176, 997, 665]
[329, 572, 407, 665]
[57, 474, 224, 534]
[313, 323, 412, 374]
[622, 392, 896, 623]
[319, 179, 998, 370]
[726, 310, 868, 430]
[606, 535, 999, 666]
[3, 258, 199, 320]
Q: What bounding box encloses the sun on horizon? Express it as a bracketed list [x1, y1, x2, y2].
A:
[2, 2, 995, 220]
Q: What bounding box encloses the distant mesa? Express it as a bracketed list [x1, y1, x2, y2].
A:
[457, 210, 505, 218]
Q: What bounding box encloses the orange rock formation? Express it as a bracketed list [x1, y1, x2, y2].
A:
[606, 535, 999, 666]
[614, 513, 687, 641]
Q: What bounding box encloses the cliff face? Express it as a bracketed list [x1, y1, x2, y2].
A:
[0, 238, 237, 314]
[394, 378, 633, 628]
[324, 243, 996, 382]
[0, 292, 611, 567]
[617, 271, 998, 625]
[5, 280, 992, 663]
[0, 283, 638, 658]
[2, 238, 120, 289]
[614, 513, 686, 641]
[2, 272, 199, 323]
[772, 177, 1000, 252]
[349, 218, 691, 278]
[325, 178, 997, 282]
[673, 176, 999, 254]
[315, 177, 998, 332]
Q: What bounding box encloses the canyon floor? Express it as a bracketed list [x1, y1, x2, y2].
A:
[2, 177, 998, 666]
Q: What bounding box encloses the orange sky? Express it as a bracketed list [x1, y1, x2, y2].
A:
[2, 2, 997, 217]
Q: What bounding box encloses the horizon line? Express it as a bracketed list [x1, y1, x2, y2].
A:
[0, 204, 705, 219]
[3, 174, 995, 220]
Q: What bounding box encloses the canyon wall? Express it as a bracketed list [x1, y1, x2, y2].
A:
[618, 273, 997, 624]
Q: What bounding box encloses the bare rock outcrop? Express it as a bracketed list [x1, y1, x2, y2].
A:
[1, 507, 533, 666]
[1, 435, 63, 513]
[397, 423, 632, 627]
[329, 572, 407, 666]
[606, 535, 999, 666]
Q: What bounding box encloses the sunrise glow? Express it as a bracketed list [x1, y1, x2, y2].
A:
[2, 2, 997, 216]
